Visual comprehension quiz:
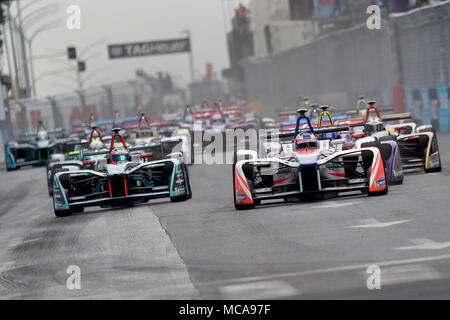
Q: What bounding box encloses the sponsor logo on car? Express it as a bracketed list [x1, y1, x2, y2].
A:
[375, 179, 386, 188]
[432, 159, 440, 167]
[237, 194, 247, 201]
[176, 186, 186, 193]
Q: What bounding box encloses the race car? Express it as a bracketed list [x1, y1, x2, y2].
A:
[330, 103, 405, 185]
[233, 109, 388, 210]
[130, 113, 192, 163]
[386, 116, 442, 173]
[52, 129, 192, 217]
[46, 127, 105, 196]
[6, 121, 67, 171]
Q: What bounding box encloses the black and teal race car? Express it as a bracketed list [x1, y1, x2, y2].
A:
[52, 129, 192, 217]
[6, 122, 68, 171]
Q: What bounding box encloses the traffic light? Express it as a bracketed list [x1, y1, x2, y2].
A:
[67, 47, 77, 60]
[78, 61, 86, 72]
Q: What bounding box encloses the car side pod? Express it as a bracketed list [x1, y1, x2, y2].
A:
[367, 147, 388, 196]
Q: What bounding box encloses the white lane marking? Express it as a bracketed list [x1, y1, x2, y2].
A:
[347, 219, 411, 229]
[308, 201, 360, 209]
[220, 280, 298, 300]
[364, 264, 442, 287]
[395, 238, 450, 250]
[206, 254, 450, 287]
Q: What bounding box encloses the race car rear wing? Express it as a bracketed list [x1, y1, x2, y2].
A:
[336, 113, 413, 128]
[261, 125, 350, 141]
[381, 113, 412, 122]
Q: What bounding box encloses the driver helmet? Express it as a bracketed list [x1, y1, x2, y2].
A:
[89, 138, 104, 150]
[140, 129, 152, 138]
[302, 98, 311, 108]
[110, 147, 130, 164]
[37, 129, 48, 141]
[364, 118, 384, 136]
[295, 132, 318, 150]
[212, 114, 223, 123]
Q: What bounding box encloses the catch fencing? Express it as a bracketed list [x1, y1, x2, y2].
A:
[242, 1, 450, 131]
[242, 19, 397, 115]
[7, 79, 155, 133]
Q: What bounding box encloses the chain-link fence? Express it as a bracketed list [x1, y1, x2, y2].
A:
[7, 78, 160, 133]
[242, 19, 396, 116]
[242, 1, 450, 120]
[392, 1, 450, 89]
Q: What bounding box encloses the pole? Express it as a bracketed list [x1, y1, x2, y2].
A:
[16, 1, 31, 98]
[188, 30, 194, 84]
[27, 39, 37, 98]
[13, 52, 67, 100]
[103, 86, 114, 119]
[7, 4, 20, 98]
[47, 96, 61, 129]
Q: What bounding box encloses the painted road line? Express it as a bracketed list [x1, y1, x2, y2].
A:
[361, 264, 442, 287]
[395, 238, 450, 250]
[309, 201, 360, 209]
[203, 254, 450, 287]
[347, 219, 412, 229]
[220, 280, 298, 300]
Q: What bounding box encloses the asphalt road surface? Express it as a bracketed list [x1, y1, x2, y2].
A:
[1, 133, 450, 300]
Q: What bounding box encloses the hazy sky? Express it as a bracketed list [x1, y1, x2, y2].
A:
[3, 0, 250, 98]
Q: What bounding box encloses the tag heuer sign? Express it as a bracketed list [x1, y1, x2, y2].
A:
[108, 38, 190, 59]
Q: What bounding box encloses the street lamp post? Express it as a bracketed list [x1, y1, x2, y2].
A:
[27, 19, 63, 98]
[181, 30, 194, 84]
[6, 3, 21, 98]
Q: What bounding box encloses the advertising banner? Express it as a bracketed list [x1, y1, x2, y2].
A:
[108, 38, 190, 59]
[420, 88, 431, 125]
[437, 86, 449, 132]
[404, 87, 414, 115]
